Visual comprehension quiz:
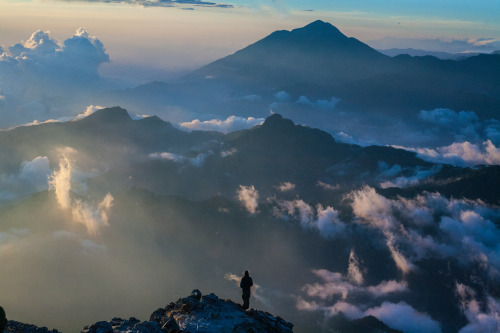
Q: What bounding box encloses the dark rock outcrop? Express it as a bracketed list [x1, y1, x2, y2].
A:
[5, 321, 61, 333]
[81, 290, 293, 333]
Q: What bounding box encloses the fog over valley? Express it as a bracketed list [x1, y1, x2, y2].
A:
[1, 4, 500, 333]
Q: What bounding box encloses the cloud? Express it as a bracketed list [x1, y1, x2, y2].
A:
[0, 29, 111, 127]
[456, 283, 500, 333]
[397, 140, 500, 166]
[299, 261, 410, 325]
[73, 105, 105, 120]
[0, 156, 52, 200]
[379, 165, 442, 189]
[368, 36, 500, 54]
[275, 181, 295, 192]
[236, 185, 259, 214]
[58, 0, 233, 8]
[316, 181, 340, 191]
[148, 151, 211, 167]
[273, 199, 346, 238]
[296, 95, 341, 110]
[419, 108, 479, 128]
[303, 266, 408, 302]
[48, 155, 114, 235]
[274, 91, 290, 102]
[347, 249, 364, 285]
[179, 116, 264, 133]
[220, 148, 237, 157]
[365, 302, 442, 333]
[348, 186, 500, 277]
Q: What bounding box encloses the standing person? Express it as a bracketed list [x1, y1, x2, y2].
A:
[240, 270, 253, 310]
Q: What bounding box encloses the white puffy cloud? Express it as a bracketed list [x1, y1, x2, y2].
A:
[456, 283, 500, 333]
[0, 156, 52, 200]
[237, 185, 259, 214]
[179, 116, 264, 133]
[273, 199, 346, 238]
[0, 29, 110, 127]
[275, 181, 295, 192]
[396, 140, 500, 166]
[48, 155, 113, 235]
[303, 266, 408, 302]
[347, 249, 364, 285]
[365, 301, 442, 333]
[349, 186, 500, 277]
[73, 105, 105, 120]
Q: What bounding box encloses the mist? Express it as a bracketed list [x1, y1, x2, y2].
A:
[1, 16, 499, 333]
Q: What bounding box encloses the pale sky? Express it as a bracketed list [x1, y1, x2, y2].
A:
[1, 0, 499, 82]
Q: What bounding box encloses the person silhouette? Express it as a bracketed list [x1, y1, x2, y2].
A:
[240, 270, 253, 310]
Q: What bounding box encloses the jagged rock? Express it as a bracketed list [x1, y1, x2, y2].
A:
[0, 306, 6, 332]
[190, 289, 202, 301]
[80, 290, 293, 333]
[85, 321, 113, 333]
[5, 320, 61, 333]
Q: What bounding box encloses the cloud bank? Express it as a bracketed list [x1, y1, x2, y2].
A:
[396, 140, 500, 166]
[0, 156, 52, 201]
[297, 254, 436, 333]
[0, 29, 110, 127]
[369, 36, 500, 54]
[179, 116, 264, 133]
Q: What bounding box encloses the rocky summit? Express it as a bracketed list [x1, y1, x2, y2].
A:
[81, 290, 294, 333]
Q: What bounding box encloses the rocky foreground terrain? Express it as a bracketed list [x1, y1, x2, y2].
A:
[3, 290, 293, 333]
[81, 290, 293, 333]
[3, 290, 403, 332]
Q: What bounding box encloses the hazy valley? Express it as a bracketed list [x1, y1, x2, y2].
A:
[0, 19, 499, 333]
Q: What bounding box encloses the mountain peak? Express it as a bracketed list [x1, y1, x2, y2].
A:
[262, 113, 295, 130]
[78, 106, 132, 124]
[297, 20, 345, 38]
[81, 289, 293, 333]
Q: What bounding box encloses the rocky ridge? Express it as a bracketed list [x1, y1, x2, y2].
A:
[81, 289, 293, 333]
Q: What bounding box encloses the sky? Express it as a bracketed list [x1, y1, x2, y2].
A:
[1, 0, 499, 83]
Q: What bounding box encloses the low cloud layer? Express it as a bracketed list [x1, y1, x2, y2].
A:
[179, 116, 264, 133]
[369, 36, 500, 54]
[297, 254, 437, 333]
[270, 91, 341, 112]
[350, 186, 500, 277]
